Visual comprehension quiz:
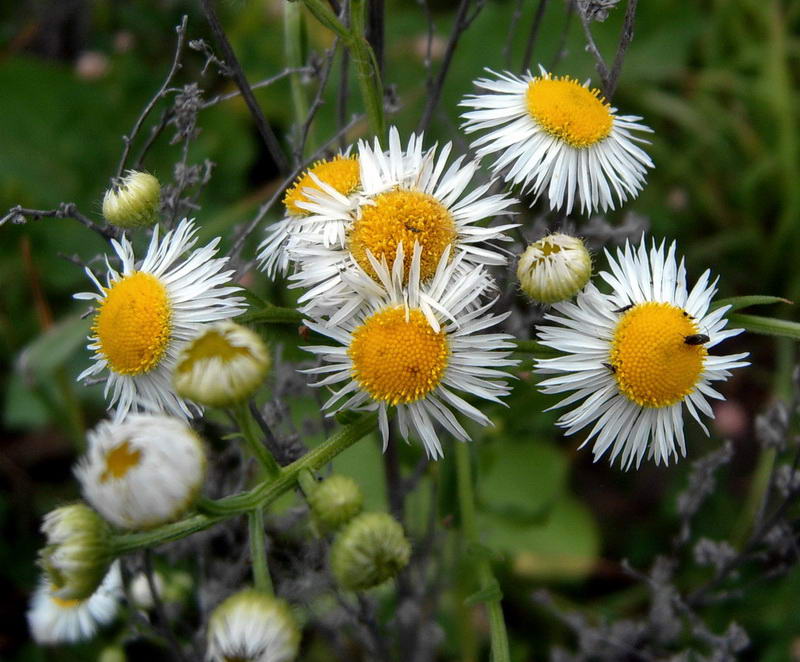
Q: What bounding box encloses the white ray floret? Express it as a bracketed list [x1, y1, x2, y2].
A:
[27, 562, 122, 645]
[535, 236, 749, 469]
[303, 242, 518, 459]
[287, 126, 518, 315]
[75, 219, 246, 421]
[461, 67, 654, 215]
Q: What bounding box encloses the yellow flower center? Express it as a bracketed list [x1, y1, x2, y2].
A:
[526, 76, 613, 148]
[100, 440, 143, 483]
[349, 190, 456, 283]
[283, 155, 360, 215]
[51, 596, 83, 608]
[175, 329, 254, 373]
[610, 302, 707, 408]
[94, 272, 172, 376]
[348, 306, 449, 405]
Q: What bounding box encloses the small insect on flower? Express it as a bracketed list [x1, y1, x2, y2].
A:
[303, 242, 518, 459]
[460, 67, 654, 215]
[207, 589, 300, 662]
[27, 562, 122, 645]
[74, 219, 246, 421]
[535, 236, 749, 469]
[75, 414, 207, 530]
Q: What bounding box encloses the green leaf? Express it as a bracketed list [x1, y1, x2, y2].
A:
[730, 313, 800, 341]
[711, 295, 792, 313]
[16, 315, 92, 382]
[464, 580, 503, 606]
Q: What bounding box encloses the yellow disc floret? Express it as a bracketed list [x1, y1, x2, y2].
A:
[526, 76, 613, 148]
[283, 155, 360, 215]
[610, 302, 706, 408]
[94, 272, 172, 376]
[100, 441, 142, 483]
[349, 190, 457, 283]
[348, 306, 449, 405]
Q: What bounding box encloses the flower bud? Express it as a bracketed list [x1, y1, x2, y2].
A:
[516, 233, 592, 304]
[102, 170, 161, 229]
[75, 414, 207, 530]
[308, 474, 363, 533]
[330, 512, 411, 591]
[174, 321, 270, 408]
[99, 647, 127, 662]
[38, 503, 113, 600]
[207, 589, 300, 662]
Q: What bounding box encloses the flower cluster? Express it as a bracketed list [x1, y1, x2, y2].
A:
[259, 126, 520, 458]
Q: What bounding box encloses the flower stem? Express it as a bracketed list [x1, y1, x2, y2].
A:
[232, 401, 281, 478]
[111, 412, 378, 554]
[454, 442, 510, 662]
[248, 507, 273, 593]
[284, 1, 312, 157]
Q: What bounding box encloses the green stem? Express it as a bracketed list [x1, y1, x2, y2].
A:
[297, 469, 318, 498]
[232, 401, 281, 478]
[349, 0, 384, 137]
[284, 1, 312, 156]
[248, 507, 273, 593]
[512, 339, 560, 357]
[112, 412, 378, 554]
[238, 305, 304, 325]
[455, 443, 510, 662]
[300, 0, 351, 41]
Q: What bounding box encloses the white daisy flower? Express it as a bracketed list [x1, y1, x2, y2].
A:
[207, 589, 300, 662]
[535, 236, 749, 469]
[75, 414, 207, 530]
[75, 218, 246, 420]
[288, 126, 518, 314]
[460, 67, 654, 215]
[27, 562, 122, 645]
[257, 153, 361, 278]
[303, 242, 518, 459]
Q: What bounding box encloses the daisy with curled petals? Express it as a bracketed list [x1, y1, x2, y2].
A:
[535, 236, 749, 469]
[288, 126, 518, 314]
[460, 67, 653, 215]
[75, 219, 246, 421]
[257, 153, 361, 277]
[27, 562, 122, 645]
[303, 242, 518, 459]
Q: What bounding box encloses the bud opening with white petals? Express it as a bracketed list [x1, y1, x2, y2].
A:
[75, 414, 207, 530]
[516, 233, 592, 304]
[207, 589, 300, 662]
[330, 512, 411, 591]
[38, 503, 113, 601]
[174, 321, 270, 408]
[102, 170, 161, 229]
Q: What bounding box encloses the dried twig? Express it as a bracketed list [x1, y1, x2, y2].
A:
[520, 0, 549, 73]
[0, 203, 116, 241]
[199, 0, 288, 173]
[116, 15, 188, 179]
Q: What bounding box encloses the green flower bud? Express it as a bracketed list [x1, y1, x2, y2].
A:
[38, 504, 113, 601]
[330, 512, 411, 591]
[207, 589, 300, 662]
[308, 474, 363, 533]
[517, 233, 592, 304]
[102, 170, 161, 229]
[174, 321, 270, 408]
[99, 647, 126, 662]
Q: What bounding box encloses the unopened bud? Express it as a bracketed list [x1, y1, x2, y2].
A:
[174, 321, 270, 408]
[308, 475, 363, 533]
[39, 504, 113, 600]
[517, 233, 592, 304]
[331, 512, 411, 591]
[102, 170, 161, 229]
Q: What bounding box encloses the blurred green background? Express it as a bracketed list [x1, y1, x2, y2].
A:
[1, 0, 798, 660]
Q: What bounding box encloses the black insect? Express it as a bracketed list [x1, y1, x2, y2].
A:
[602, 362, 617, 373]
[613, 304, 633, 314]
[684, 334, 710, 346]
